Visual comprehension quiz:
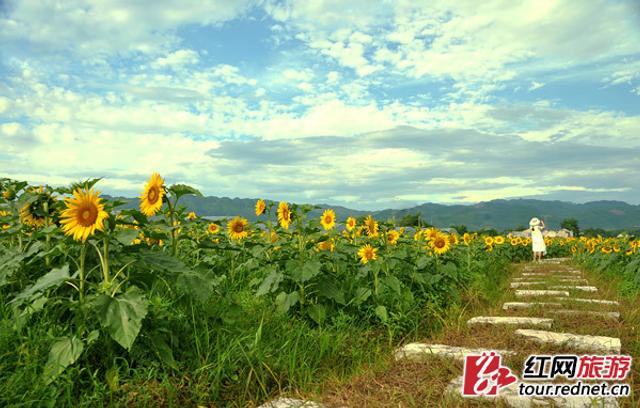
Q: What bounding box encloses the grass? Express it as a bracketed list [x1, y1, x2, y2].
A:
[316, 260, 640, 407]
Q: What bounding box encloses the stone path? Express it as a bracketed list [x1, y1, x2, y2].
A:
[259, 258, 626, 407]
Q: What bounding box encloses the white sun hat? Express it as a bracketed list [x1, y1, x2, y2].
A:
[529, 217, 541, 226]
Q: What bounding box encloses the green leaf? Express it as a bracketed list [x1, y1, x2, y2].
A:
[293, 259, 322, 283]
[115, 229, 139, 246]
[94, 286, 149, 351]
[374, 305, 388, 323]
[307, 304, 326, 325]
[351, 287, 372, 306]
[382, 276, 402, 295]
[275, 291, 300, 314]
[150, 334, 178, 370]
[256, 269, 282, 296]
[316, 279, 346, 305]
[11, 264, 69, 306]
[43, 336, 84, 384]
[168, 184, 202, 200]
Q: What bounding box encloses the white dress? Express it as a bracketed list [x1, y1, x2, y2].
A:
[531, 226, 546, 253]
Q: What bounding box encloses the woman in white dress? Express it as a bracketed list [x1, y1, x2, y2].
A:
[530, 217, 546, 262]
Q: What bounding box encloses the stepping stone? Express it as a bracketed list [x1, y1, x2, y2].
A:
[503, 302, 562, 310]
[467, 316, 553, 328]
[515, 329, 621, 353]
[515, 290, 570, 298]
[258, 398, 324, 408]
[551, 285, 598, 292]
[446, 375, 619, 407]
[551, 309, 620, 321]
[510, 282, 546, 288]
[555, 297, 619, 306]
[394, 343, 515, 362]
[523, 271, 581, 276]
[556, 278, 588, 283]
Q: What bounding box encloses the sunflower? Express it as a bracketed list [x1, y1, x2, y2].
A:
[139, 173, 165, 216]
[486, 244, 494, 252]
[626, 249, 634, 256]
[364, 215, 378, 237]
[357, 244, 378, 264]
[601, 246, 612, 254]
[346, 216, 356, 231]
[277, 201, 292, 230]
[316, 239, 335, 252]
[448, 234, 459, 245]
[424, 227, 439, 241]
[613, 243, 621, 253]
[60, 188, 109, 242]
[20, 189, 57, 228]
[571, 246, 577, 254]
[494, 236, 505, 245]
[207, 223, 220, 234]
[387, 229, 400, 245]
[187, 211, 197, 220]
[430, 233, 451, 255]
[463, 233, 472, 245]
[227, 216, 249, 240]
[414, 229, 423, 241]
[20, 204, 46, 228]
[320, 209, 336, 230]
[255, 199, 266, 217]
[510, 238, 519, 246]
[484, 236, 494, 246]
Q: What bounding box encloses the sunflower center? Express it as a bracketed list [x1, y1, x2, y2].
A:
[324, 216, 332, 223]
[77, 205, 98, 227]
[148, 186, 159, 204]
[233, 223, 244, 233]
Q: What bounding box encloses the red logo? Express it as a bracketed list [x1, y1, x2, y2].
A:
[462, 352, 518, 396]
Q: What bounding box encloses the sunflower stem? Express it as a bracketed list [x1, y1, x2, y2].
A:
[79, 242, 87, 301]
[43, 199, 51, 268]
[102, 237, 110, 285]
[167, 197, 178, 256]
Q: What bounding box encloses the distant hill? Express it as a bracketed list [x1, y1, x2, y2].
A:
[109, 196, 640, 231]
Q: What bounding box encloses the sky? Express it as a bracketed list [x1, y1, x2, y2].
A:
[0, 0, 639, 210]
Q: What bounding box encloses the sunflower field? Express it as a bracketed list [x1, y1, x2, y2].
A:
[571, 235, 640, 295]
[0, 175, 580, 406]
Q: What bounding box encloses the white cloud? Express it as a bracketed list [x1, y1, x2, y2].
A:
[0, 0, 254, 57]
[151, 49, 199, 69]
[528, 81, 545, 91]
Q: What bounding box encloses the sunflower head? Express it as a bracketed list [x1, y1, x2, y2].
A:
[346, 216, 356, 231]
[320, 209, 336, 230]
[357, 244, 378, 264]
[387, 229, 400, 245]
[187, 211, 197, 220]
[431, 233, 451, 255]
[139, 173, 165, 216]
[227, 216, 249, 240]
[255, 199, 266, 217]
[484, 236, 495, 246]
[364, 215, 378, 237]
[316, 239, 335, 252]
[207, 223, 220, 234]
[424, 228, 439, 241]
[19, 188, 57, 228]
[494, 236, 505, 245]
[60, 188, 109, 242]
[277, 201, 292, 230]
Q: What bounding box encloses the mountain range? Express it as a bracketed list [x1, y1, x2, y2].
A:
[110, 195, 640, 231]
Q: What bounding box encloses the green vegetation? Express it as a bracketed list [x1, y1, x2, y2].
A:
[0, 176, 573, 407]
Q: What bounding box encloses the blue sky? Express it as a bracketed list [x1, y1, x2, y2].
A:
[1, 0, 639, 210]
